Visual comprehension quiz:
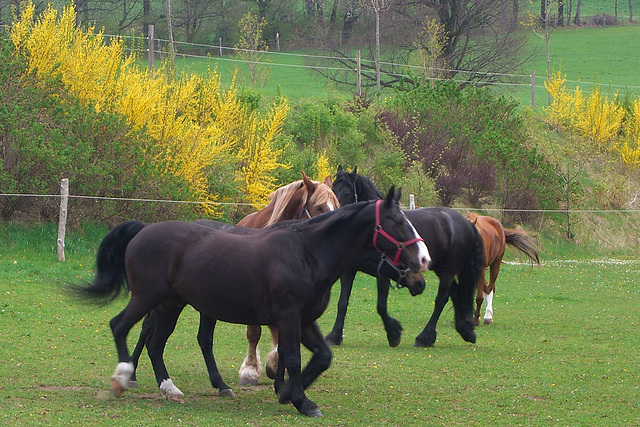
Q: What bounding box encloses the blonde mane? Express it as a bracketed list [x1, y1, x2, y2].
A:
[264, 179, 340, 227]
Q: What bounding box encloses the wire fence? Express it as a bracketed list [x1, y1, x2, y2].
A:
[108, 31, 640, 99]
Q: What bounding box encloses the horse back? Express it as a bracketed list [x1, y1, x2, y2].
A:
[406, 207, 477, 273]
[467, 214, 506, 266]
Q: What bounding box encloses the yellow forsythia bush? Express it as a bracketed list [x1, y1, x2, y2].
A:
[545, 71, 638, 168]
[11, 2, 289, 214]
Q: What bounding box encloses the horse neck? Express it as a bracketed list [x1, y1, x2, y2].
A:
[305, 203, 376, 279]
[265, 182, 305, 226]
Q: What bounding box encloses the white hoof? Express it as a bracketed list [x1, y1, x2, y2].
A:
[160, 379, 185, 403]
[110, 362, 134, 397]
[238, 363, 261, 386]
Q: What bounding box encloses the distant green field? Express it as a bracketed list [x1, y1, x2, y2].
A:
[1, 224, 639, 425]
[168, 20, 640, 110]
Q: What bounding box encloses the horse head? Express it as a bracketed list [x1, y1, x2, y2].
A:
[300, 171, 340, 219]
[373, 187, 431, 278]
[333, 166, 382, 205]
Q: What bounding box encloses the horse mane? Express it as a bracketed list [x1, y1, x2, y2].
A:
[270, 201, 371, 232]
[308, 181, 340, 211]
[354, 173, 384, 201]
[264, 180, 305, 227]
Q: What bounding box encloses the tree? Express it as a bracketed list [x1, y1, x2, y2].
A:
[315, 0, 531, 90]
[236, 11, 270, 87]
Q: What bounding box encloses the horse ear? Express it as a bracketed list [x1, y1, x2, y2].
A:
[395, 187, 402, 203]
[384, 186, 396, 205]
[353, 166, 358, 174]
[323, 175, 333, 188]
[337, 165, 344, 174]
[302, 171, 317, 191]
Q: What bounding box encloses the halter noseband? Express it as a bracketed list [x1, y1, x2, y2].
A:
[298, 201, 311, 219]
[372, 200, 424, 267]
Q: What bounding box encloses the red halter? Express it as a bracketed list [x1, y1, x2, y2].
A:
[372, 200, 424, 266]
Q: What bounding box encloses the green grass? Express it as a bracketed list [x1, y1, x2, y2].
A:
[1, 223, 639, 425]
[507, 23, 640, 108]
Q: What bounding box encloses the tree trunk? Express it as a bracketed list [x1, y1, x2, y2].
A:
[629, 0, 633, 22]
[558, 0, 564, 26]
[143, 0, 151, 36]
[166, 0, 175, 67]
[573, 0, 581, 24]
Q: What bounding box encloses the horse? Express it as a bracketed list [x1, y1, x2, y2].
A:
[127, 172, 339, 391]
[71, 188, 431, 417]
[466, 212, 540, 326]
[324, 166, 484, 348]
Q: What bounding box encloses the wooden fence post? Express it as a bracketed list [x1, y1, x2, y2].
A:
[356, 50, 362, 97]
[276, 32, 280, 51]
[57, 178, 69, 262]
[531, 69, 536, 108]
[219, 37, 223, 56]
[409, 194, 415, 209]
[148, 24, 155, 72]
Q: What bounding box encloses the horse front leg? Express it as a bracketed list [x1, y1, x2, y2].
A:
[197, 314, 234, 396]
[276, 315, 321, 417]
[325, 270, 357, 346]
[376, 275, 403, 347]
[414, 273, 454, 347]
[265, 325, 279, 379]
[239, 325, 262, 385]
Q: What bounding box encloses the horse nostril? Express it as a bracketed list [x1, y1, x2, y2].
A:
[419, 256, 430, 272]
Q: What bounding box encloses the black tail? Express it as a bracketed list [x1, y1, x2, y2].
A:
[452, 226, 484, 321]
[69, 220, 146, 304]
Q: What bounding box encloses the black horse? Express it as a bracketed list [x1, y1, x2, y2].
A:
[324, 167, 484, 348]
[71, 188, 430, 417]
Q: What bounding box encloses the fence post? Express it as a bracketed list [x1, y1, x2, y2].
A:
[57, 178, 69, 262]
[219, 37, 223, 56]
[148, 24, 154, 72]
[531, 69, 536, 108]
[356, 50, 362, 97]
[409, 194, 415, 210]
[276, 32, 280, 51]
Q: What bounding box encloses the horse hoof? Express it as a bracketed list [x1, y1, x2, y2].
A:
[265, 364, 277, 380]
[110, 378, 126, 397]
[300, 401, 323, 417]
[238, 376, 259, 386]
[388, 336, 401, 348]
[484, 319, 493, 325]
[472, 318, 480, 327]
[219, 388, 235, 397]
[128, 380, 139, 389]
[324, 333, 342, 346]
[165, 393, 185, 403]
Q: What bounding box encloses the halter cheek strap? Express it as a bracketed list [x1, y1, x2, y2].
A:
[372, 200, 424, 266]
[298, 201, 311, 219]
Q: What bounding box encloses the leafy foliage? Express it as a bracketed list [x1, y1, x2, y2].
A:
[8, 2, 291, 220]
[379, 81, 559, 219]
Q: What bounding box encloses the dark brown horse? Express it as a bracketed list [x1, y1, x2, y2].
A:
[72, 188, 430, 417]
[466, 213, 540, 326]
[127, 172, 339, 390]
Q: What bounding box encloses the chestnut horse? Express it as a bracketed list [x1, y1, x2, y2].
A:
[466, 213, 540, 326]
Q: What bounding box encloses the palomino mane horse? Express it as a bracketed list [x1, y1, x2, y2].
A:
[71, 188, 430, 417]
[324, 166, 484, 348]
[126, 172, 339, 390]
[466, 212, 540, 326]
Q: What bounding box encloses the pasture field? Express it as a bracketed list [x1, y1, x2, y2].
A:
[0, 223, 639, 426]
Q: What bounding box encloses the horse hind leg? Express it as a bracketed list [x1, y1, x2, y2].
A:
[239, 325, 263, 386]
[484, 260, 501, 325]
[265, 325, 279, 380]
[473, 267, 488, 326]
[109, 296, 154, 397]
